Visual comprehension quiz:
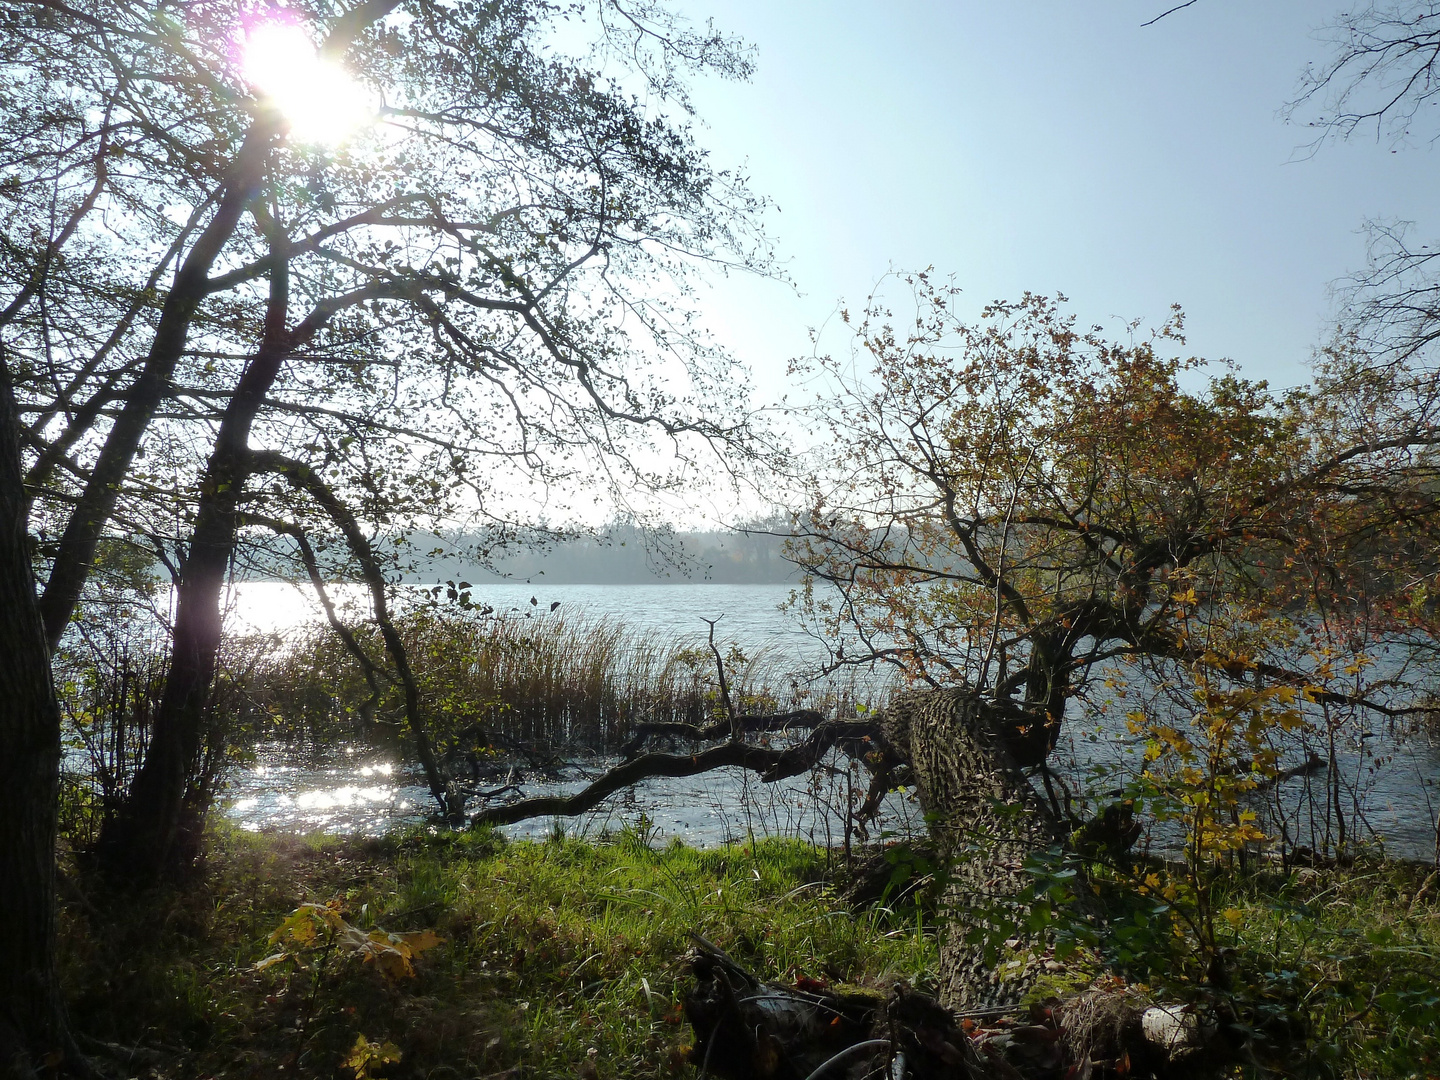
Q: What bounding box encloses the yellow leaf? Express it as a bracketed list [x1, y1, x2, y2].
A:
[396, 930, 444, 955]
[343, 1034, 402, 1080]
[253, 950, 291, 971]
[270, 906, 325, 946]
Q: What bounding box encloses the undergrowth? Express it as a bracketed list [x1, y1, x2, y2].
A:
[1216, 861, 1440, 1078]
[59, 825, 933, 1079]
[55, 826, 1440, 1079]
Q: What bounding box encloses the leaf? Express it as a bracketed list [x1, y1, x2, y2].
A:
[269, 905, 324, 946]
[396, 929, 444, 955]
[253, 950, 292, 971]
[343, 1034, 402, 1080]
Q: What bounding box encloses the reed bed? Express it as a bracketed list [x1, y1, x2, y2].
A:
[233, 606, 865, 755]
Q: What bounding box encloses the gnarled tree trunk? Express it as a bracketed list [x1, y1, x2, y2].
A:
[876, 688, 1062, 1011]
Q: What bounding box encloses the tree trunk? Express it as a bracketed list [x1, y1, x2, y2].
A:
[0, 373, 74, 1077]
[37, 120, 277, 651]
[98, 256, 291, 879]
[877, 688, 1062, 1011]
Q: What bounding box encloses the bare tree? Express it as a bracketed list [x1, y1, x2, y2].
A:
[1285, 4, 1440, 368]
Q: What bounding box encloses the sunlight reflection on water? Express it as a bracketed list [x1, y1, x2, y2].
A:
[222, 742, 925, 847]
[209, 582, 1440, 859]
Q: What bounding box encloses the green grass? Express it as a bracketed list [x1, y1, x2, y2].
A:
[1213, 860, 1440, 1078]
[55, 826, 1440, 1079]
[60, 825, 934, 1079]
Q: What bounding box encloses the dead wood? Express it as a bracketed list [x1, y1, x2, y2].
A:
[618, 711, 827, 759]
[467, 720, 877, 828]
[683, 934, 885, 1080]
[681, 938, 1242, 1080]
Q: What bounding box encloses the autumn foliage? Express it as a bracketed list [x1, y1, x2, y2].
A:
[789, 275, 1440, 863]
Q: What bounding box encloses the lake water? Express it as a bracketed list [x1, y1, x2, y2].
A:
[215, 582, 1440, 860]
[225, 580, 824, 662]
[222, 581, 909, 846]
[224, 743, 927, 847]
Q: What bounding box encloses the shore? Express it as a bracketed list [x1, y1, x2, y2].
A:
[58, 828, 1439, 1079]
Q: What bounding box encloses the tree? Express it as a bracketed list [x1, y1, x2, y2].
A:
[0, 355, 80, 1079]
[784, 276, 1440, 1006]
[1286, 3, 1440, 369]
[1, 0, 770, 1065]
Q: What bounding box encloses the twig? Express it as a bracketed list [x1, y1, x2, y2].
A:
[702, 615, 737, 739]
[1141, 0, 1199, 27]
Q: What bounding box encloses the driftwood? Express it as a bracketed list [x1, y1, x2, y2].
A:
[682, 937, 1239, 1080]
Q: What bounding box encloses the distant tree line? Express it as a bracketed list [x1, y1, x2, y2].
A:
[405, 520, 800, 585]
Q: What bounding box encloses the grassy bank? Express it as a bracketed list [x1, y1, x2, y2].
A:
[60, 828, 932, 1080]
[55, 827, 1440, 1079]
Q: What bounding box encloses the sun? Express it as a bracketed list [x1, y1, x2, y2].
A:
[241, 21, 376, 144]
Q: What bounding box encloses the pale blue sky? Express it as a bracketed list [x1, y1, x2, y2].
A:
[678, 1, 1436, 403]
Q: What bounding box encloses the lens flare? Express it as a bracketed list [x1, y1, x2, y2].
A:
[241, 21, 375, 144]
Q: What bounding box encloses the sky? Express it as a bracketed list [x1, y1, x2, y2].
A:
[673, 1, 1437, 406]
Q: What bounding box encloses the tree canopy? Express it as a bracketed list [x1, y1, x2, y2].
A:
[788, 277, 1440, 774]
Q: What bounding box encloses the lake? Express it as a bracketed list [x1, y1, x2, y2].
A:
[226, 580, 821, 659]
[216, 581, 1440, 860]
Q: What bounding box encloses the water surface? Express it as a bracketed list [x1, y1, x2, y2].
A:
[215, 582, 1440, 860]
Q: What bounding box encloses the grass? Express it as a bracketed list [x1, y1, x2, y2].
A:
[54, 825, 1440, 1079]
[59, 825, 934, 1080]
[1214, 859, 1440, 1078]
[1032, 851, 1440, 1078]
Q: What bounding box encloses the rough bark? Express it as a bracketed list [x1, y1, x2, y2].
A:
[0, 370, 74, 1077]
[875, 689, 1063, 1012]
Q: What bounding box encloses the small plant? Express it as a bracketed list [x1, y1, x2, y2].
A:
[342, 1033, 402, 1080]
[258, 901, 444, 983]
[256, 900, 443, 1074]
[1125, 666, 1307, 961]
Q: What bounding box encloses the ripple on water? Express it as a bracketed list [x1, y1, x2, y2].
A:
[222, 741, 927, 846]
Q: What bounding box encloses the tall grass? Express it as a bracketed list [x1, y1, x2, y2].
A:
[235, 606, 877, 756]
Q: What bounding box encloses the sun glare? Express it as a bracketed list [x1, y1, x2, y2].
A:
[241, 21, 375, 144]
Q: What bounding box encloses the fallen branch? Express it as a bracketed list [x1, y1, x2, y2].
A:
[618, 710, 827, 759]
[469, 720, 878, 828]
